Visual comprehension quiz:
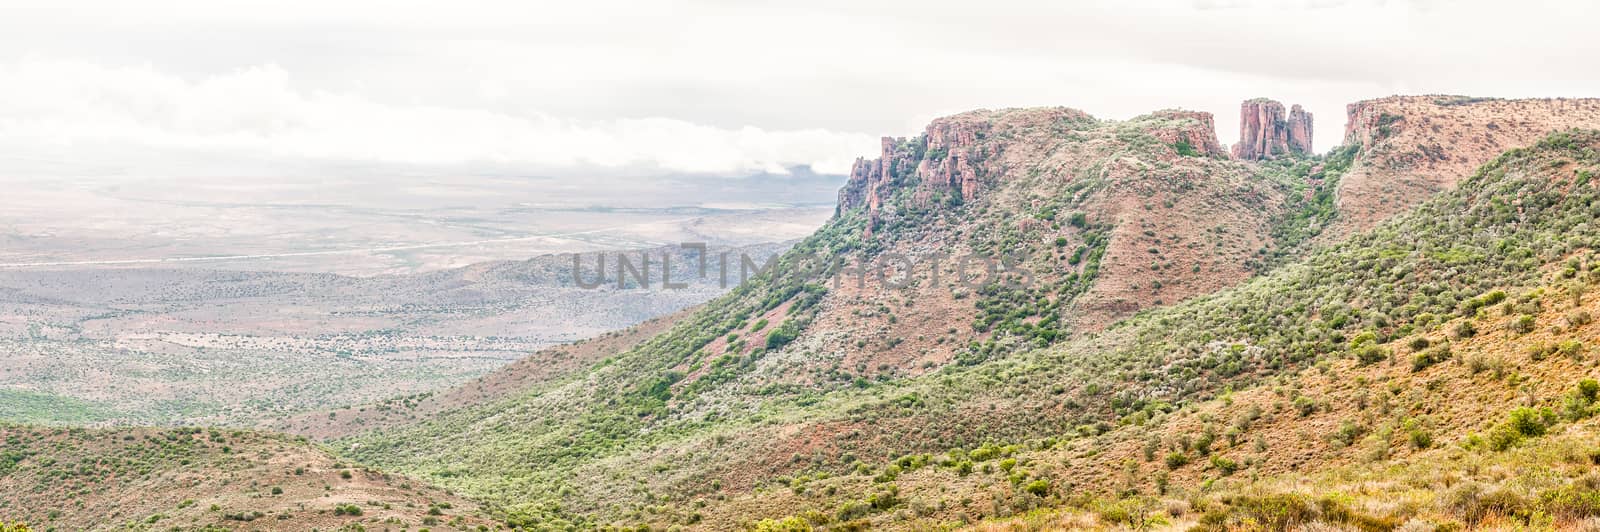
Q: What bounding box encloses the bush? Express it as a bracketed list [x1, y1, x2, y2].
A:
[1210, 455, 1239, 476]
[1507, 407, 1554, 437]
[752, 517, 813, 532]
[1561, 340, 1587, 360]
[1412, 346, 1449, 372]
[1513, 314, 1538, 334]
[1408, 428, 1433, 449]
[1356, 345, 1388, 366]
[333, 504, 363, 516]
[765, 320, 801, 350]
[1165, 451, 1190, 470]
[1330, 420, 1367, 447]
[1294, 396, 1316, 417]
[836, 500, 870, 522]
[1565, 379, 1600, 421]
[1194, 429, 1216, 456]
[1491, 407, 1557, 451]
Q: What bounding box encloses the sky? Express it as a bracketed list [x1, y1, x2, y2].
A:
[0, 0, 1597, 181]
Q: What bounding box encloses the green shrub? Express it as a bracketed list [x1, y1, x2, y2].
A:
[1412, 346, 1449, 372]
[1356, 345, 1388, 366]
[1560, 340, 1586, 360]
[1490, 407, 1557, 451]
[1210, 455, 1239, 476]
[1330, 420, 1367, 447]
[1508, 407, 1554, 437]
[1293, 396, 1316, 417]
[835, 500, 870, 522]
[1164, 451, 1189, 470]
[1513, 314, 1538, 334]
[752, 517, 813, 532]
[1409, 428, 1433, 449]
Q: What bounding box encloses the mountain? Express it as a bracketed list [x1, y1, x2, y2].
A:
[671, 128, 1600, 530]
[831, 107, 1288, 342]
[321, 98, 1600, 530]
[9, 96, 1600, 531]
[1328, 96, 1600, 240]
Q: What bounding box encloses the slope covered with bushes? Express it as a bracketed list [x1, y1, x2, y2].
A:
[337, 126, 1600, 529]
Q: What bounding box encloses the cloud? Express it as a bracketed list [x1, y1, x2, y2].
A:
[0, 58, 877, 179]
[1, 0, 1598, 179]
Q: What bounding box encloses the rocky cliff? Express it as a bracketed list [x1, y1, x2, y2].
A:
[1324, 96, 1600, 240]
[827, 106, 1279, 353]
[1288, 104, 1314, 155]
[838, 107, 1231, 236]
[1232, 98, 1313, 160]
[837, 110, 1041, 236]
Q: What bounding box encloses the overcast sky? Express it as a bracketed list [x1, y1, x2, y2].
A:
[1, 0, 1596, 181]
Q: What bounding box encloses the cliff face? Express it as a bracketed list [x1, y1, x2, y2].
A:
[1288, 104, 1314, 155]
[838, 107, 1229, 235]
[837, 111, 1027, 236]
[827, 106, 1278, 347]
[1232, 98, 1313, 160]
[1147, 109, 1229, 157]
[1323, 95, 1600, 241]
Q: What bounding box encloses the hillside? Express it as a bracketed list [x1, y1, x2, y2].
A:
[685, 130, 1600, 529]
[327, 105, 1309, 522]
[832, 107, 1287, 343]
[1328, 96, 1600, 240]
[334, 121, 1600, 530]
[0, 424, 488, 530]
[271, 307, 693, 439]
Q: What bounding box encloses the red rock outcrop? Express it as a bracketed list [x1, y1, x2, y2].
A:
[1232, 98, 1313, 160]
[1288, 104, 1314, 155]
[1147, 109, 1228, 157]
[839, 107, 1232, 237]
[917, 119, 989, 201]
[836, 117, 998, 236]
[1325, 96, 1600, 240]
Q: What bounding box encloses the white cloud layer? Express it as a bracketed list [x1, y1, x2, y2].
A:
[0, 0, 1598, 180]
[0, 59, 875, 178]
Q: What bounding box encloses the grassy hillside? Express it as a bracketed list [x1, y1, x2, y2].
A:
[338, 128, 1600, 530]
[712, 129, 1600, 530]
[1329, 96, 1600, 241]
[330, 107, 1318, 524]
[0, 424, 489, 531]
